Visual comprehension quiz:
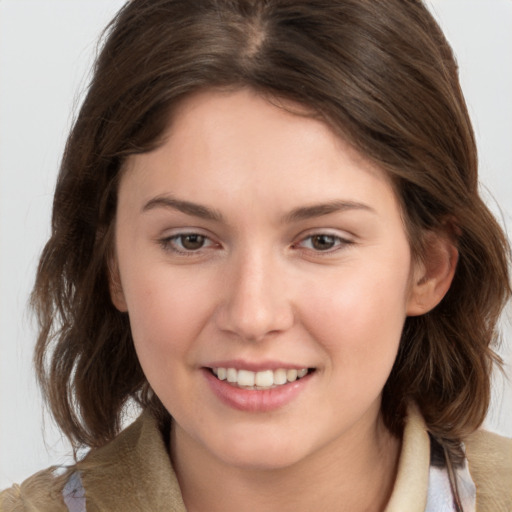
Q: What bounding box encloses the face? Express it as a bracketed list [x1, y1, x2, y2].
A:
[112, 89, 422, 470]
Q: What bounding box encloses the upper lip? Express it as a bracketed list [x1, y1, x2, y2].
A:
[203, 359, 313, 372]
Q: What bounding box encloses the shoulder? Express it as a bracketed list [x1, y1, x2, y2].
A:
[0, 417, 146, 512]
[464, 429, 512, 512]
[0, 467, 69, 512]
[0, 411, 185, 512]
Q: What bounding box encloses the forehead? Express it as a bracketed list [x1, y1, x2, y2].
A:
[120, 88, 400, 221]
[166, 88, 372, 165]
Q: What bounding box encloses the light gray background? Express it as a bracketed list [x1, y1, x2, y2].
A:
[1, 0, 511, 489]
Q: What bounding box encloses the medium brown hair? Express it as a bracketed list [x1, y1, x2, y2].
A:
[33, 0, 510, 461]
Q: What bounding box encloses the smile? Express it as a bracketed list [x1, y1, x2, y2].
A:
[204, 365, 314, 412]
[211, 367, 311, 390]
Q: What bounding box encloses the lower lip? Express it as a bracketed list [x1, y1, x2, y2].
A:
[203, 369, 313, 413]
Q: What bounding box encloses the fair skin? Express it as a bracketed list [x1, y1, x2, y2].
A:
[111, 89, 456, 512]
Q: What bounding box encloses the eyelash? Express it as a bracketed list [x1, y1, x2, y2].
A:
[158, 231, 354, 257]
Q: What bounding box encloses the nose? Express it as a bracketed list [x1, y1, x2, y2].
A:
[215, 250, 295, 342]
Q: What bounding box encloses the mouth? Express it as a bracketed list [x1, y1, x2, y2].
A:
[209, 367, 315, 390]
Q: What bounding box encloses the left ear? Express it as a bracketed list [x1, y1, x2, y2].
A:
[406, 230, 458, 316]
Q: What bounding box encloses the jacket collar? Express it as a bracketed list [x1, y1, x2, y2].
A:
[79, 410, 186, 511]
[385, 404, 430, 511]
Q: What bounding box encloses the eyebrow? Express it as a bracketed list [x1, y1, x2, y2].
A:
[282, 200, 375, 223]
[142, 195, 224, 222]
[142, 195, 374, 223]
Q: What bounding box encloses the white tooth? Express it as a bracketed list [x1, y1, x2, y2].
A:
[217, 368, 227, 380]
[227, 368, 238, 383]
[237, 369, 255, 387]
[273, 368, 287, 385]
[255, 370, 274, 387]
[297, 368, 308, 378]
[212, 368, 218, 376]
[287, 369, 298, 382]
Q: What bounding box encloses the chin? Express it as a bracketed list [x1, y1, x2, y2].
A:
[207, 429, 313, 472]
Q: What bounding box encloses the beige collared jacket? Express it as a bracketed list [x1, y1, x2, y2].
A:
[1, 408, 511, 511]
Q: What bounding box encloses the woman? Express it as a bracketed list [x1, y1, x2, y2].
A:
[1, 0, 511, 510]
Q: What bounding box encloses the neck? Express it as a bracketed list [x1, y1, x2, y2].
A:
[171, 411, 401, 512]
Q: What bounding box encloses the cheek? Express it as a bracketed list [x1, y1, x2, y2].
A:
[299, 255, 411, 373]
[123, 267, 217, 371]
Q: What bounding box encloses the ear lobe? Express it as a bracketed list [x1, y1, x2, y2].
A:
[406, 232, 458, 316]
[108, 256, 128, 312]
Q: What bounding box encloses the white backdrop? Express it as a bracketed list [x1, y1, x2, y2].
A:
[1, 0, 511, 489]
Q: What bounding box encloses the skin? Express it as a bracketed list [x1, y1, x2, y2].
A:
[111, 88, 456, 512]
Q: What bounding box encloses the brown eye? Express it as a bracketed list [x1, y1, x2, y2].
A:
[295, 233, 352, 254]
[311, 234, 337, 251]
[179, 234, 206, 250]
[159, 232, 217, 255]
